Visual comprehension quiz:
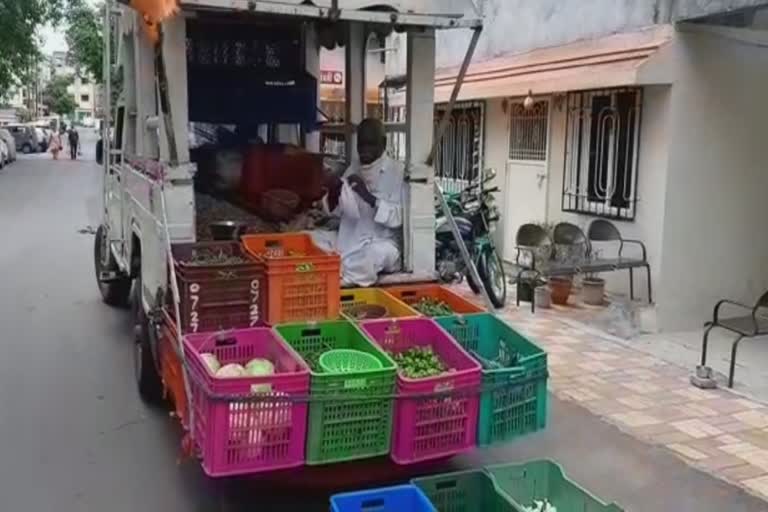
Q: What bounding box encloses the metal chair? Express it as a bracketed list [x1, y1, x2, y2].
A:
[701, 291, 768, 388]
[587, 219, 653, 302]
[553, 222, 616, 273]
[513, 224, 551, 311]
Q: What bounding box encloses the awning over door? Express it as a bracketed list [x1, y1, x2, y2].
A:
[435, 25, 674, 102]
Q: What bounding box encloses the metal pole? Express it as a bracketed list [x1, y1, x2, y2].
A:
[426, 26, 481, 167]
[435, 182, 496, 312]
[103, 0, 112, 179]
[427, 26, 494, 312]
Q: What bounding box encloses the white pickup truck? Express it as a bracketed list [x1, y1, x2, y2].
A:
[94, 0, 482, 399]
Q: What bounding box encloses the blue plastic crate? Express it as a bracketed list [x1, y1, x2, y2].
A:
[331, 484, 437, 512]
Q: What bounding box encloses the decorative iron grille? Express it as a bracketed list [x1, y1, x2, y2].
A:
[562, 88, 642, 220]
[509, 101, 549, 161]
[433, 101, 484, 193]
[381, 101, 484, 194]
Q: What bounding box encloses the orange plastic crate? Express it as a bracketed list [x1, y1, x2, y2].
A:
[385, 284, 485, 317]
[159, 311, 188, 426]
[242, 234, 341, 324]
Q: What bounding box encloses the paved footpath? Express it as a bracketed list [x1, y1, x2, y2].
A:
[474, 295, 768, 502]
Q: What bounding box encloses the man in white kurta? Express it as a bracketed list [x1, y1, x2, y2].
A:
[311, 119, 404, 287]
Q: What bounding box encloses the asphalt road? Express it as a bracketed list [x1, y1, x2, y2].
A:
[0, 142, 765, 511]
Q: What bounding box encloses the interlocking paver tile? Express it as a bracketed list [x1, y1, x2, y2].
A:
[668, 443, 708, 460]
[454, 285, 768, 502]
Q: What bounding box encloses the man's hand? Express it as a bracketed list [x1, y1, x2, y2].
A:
[347, 174, 377, 208]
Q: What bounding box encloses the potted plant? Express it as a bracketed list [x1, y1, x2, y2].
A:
[548, 276, 572, 305]
[581, 274, 606, 306]
[534, 284, 552, 309]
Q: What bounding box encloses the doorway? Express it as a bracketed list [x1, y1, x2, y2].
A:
[503, 99, 551, 262]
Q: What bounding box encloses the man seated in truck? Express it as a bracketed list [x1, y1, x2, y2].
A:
[311, 118, 404, 287]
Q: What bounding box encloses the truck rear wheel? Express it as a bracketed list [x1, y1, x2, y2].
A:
[94, 225, 132, 307]
[133, 275, 164, 405]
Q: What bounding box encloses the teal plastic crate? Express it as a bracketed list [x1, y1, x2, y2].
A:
[412, 469, 516, 512]
[436, 314, 547, 446]
[487, 460, 624, 512]
[274, 320, 396, 465]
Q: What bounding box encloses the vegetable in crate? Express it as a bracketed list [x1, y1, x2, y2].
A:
[412, 297, 453, 317]
[201, 353, 222, 374]
[390, 346, 448, 379]
[524, 500, 557, 512]
[184, 248, 250, 266]
[216, 363, 247, 378]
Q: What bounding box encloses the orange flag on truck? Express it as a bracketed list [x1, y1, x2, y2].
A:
[127, 0, 179, 44]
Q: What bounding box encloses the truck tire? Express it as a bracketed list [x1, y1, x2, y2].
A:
[133, 274, 164, 405]
[94, 225, 132, 307]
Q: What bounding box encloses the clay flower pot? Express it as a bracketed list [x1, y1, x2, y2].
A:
[548, 276, 572, 305]
[582, 276, 606, 306]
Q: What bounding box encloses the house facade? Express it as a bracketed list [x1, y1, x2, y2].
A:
[420, 0, 768, 331]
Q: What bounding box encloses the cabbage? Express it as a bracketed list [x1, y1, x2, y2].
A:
[245, 358, 275, 377]
[200, 353, 221, 374]
[215, 363, 246, 378]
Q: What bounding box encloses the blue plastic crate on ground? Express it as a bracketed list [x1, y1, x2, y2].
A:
[331, 484, 437, 512]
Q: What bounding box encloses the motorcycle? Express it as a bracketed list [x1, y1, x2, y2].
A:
[435, 169, 507, 308]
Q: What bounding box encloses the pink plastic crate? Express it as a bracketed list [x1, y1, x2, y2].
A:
[360, 318, 482, 465]
[184, 328, 310, 477]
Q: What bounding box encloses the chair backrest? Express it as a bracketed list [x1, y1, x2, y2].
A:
[588, 219, 622, 242]
[553, 222, 590, 262]
[516, 223, 550, 247]
[553, 222, 588, 245]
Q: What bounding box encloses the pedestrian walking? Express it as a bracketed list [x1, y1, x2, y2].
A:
[68, 128, 80, 160]
[49, 131, 62, 160]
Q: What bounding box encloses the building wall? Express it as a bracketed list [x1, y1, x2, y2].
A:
[658, 26, 768, 330]
[543, 86, 672, 303]
[393, 0, 674, 72]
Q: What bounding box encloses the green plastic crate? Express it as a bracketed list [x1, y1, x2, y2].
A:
[436, 314, 547, 446]
[274, 320, 396, 465]
[412, 469, 515, 512]
[487, 460, 624, 512]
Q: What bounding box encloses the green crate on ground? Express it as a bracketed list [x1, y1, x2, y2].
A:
[436, 314, 547, 446]
[274, 320, 396, 465]
[412, 469, 515, 512]
[487, 460, 624, 511]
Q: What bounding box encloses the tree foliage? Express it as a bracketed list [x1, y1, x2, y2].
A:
[0, 0, 68, 91]
[43, 75, 77, 116]
[66, 1, 104, 83]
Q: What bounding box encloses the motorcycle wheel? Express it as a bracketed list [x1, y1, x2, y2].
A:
[478, 248, 507, 308]
[466, 266, 482, 293]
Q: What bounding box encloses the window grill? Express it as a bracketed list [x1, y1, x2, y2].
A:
[433, 101, 484, 194]
[562, 88, 642, 220]
[382, 101, 484, 194]
[509, 101, 548, 161]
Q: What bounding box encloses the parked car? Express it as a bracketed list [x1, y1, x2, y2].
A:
[0, 128, 17, 162]
[34, 127, 48, 152]
[7, 125, 38, 154]
[0, 139, 8, 168]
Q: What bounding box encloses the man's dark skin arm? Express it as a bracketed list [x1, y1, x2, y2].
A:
[347, 174, 377, 208]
